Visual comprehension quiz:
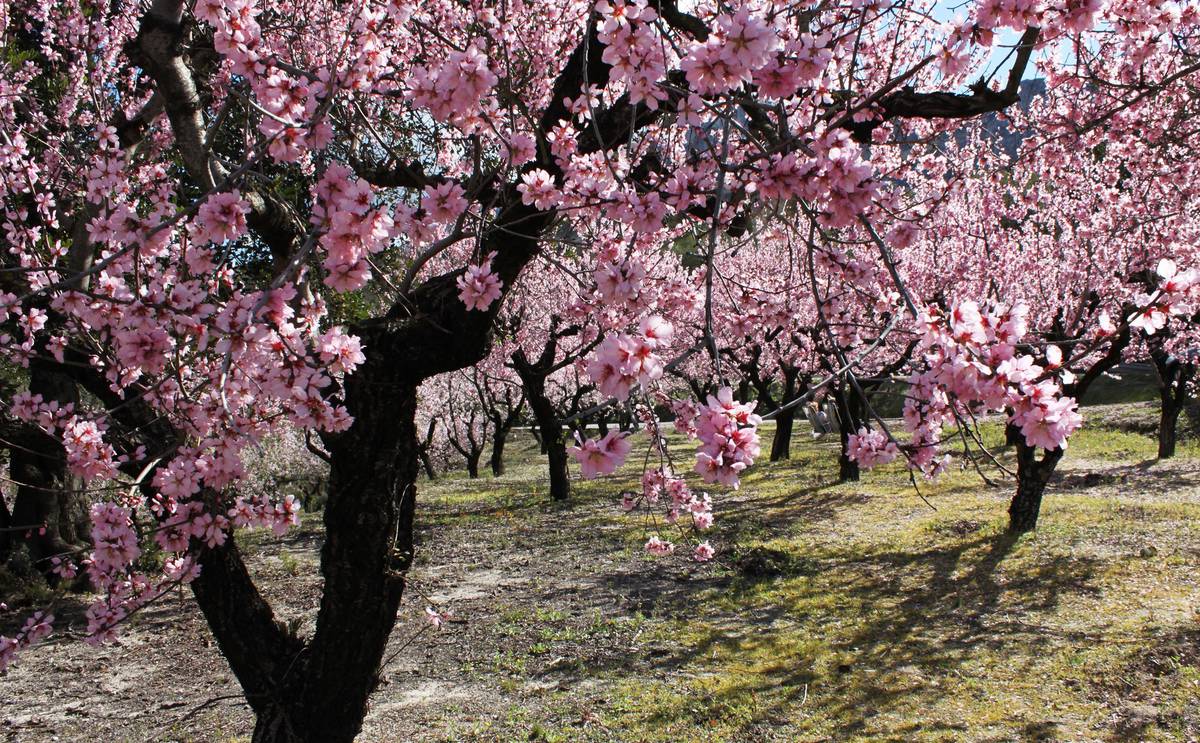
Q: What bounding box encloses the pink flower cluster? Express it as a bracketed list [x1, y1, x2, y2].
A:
[586, 316, 673, 400]
[456, 252, 503, 312]
[597, 1, 669, 108]
[1131, 258, 1197, 335]
[677, 387, 762, 489]
[569, 431, 632, 479]
[846, 427, 900, 468]
[229, 494, 302, 537]
[681, 7, 779, 95]
[410, 45, 498, 126]
[312, 163, 395, 292]
[756, 128, 877, 227]
[190, 191, 249, 246]
[0, 611, 53, 672]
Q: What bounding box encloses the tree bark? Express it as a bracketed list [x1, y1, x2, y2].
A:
[1009, 439, 1064, 532]
[1159, 398, 1182, 459]
[832, 385, 862, 483]
[513, 360, 570, 501]
[512, 344, 571, 501]
[489, 428, 507, 476]
[291, 375, 422, 742]
[1151, 348, 1192, 460]
[770, 407, 795, 462]
[8, 360, 90, 571]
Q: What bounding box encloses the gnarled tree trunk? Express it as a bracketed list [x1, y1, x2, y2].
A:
[7, 360, 90, 573]
[1009, 439, 1064, 532]
[832, 384, 864, 483]
[1151, 347, 1193, 459]
[513, 361, 570, 501]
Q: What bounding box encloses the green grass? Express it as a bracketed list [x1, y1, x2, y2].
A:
[416, 406, 1200, 742]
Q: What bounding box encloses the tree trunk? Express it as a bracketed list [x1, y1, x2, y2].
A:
[770, 407, 795, 462]
[490, 427, 507, 476]
[466, 452, 481, 479]
[419, 451, 437, 481]
[1004, 421, 1022, 448]
[522, 381, 569, 499]
[832, 385, 861, 483]
[1159, 399, 1182, 459]
[1151, 348, 1191, 460]
[285, 377, 421, 742]
[513, 359, 570, 501]
[8, 360, 90, 571]
[1009, 439, 1064, 532]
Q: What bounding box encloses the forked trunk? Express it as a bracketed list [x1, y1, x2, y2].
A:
[1009, 439, 1064, 532]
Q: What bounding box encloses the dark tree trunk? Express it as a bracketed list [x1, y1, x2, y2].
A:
[1004, 421, 1023, 447]
[770, 407, 795, 462]
[416, 419, 438, 481]
[8, 360, 90, 571]
[287, 377, 423, 742]
[189, 362, 432, 743]
[514, 370, 569, 500]
[466, 452, 481, 479]
[764, 367, 804, 462]
[1151, 348, 1193, 460]
[596, 414, 609, 437]
[1159, 400, 1182, 459]
[489, 427, 507, 476]
[832, 385, 862, 483]
[1009, 439, 1064, 532]
[513, 351, 570, 501]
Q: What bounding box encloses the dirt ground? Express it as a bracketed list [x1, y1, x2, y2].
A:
[2, 407, 1199, 742]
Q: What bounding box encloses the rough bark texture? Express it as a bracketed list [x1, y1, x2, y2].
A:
[832, 384, 864, 483]
[1151, 347, 1193, 460]
[1009, 440, 1064, 532]
[7, 359, 90, 571]
[513, 352, 570, 501]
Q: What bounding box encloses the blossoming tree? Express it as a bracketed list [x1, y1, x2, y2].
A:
[2, 1, 1196, 741]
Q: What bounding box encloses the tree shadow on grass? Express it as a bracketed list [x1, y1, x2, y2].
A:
[585, 528, 1105, 740]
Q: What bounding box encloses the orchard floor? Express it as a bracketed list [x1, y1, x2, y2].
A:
[3, 405, 1200, 742]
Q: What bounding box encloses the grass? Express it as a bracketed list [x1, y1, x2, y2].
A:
[413, 403, 1200, 742]
[8, 402, 1195, 743]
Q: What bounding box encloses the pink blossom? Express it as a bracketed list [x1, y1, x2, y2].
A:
[457, 252, 503, 312]
[569, 431, 632, 479]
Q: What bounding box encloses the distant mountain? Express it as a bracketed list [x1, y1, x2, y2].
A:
[953, 78, 1047, 158]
